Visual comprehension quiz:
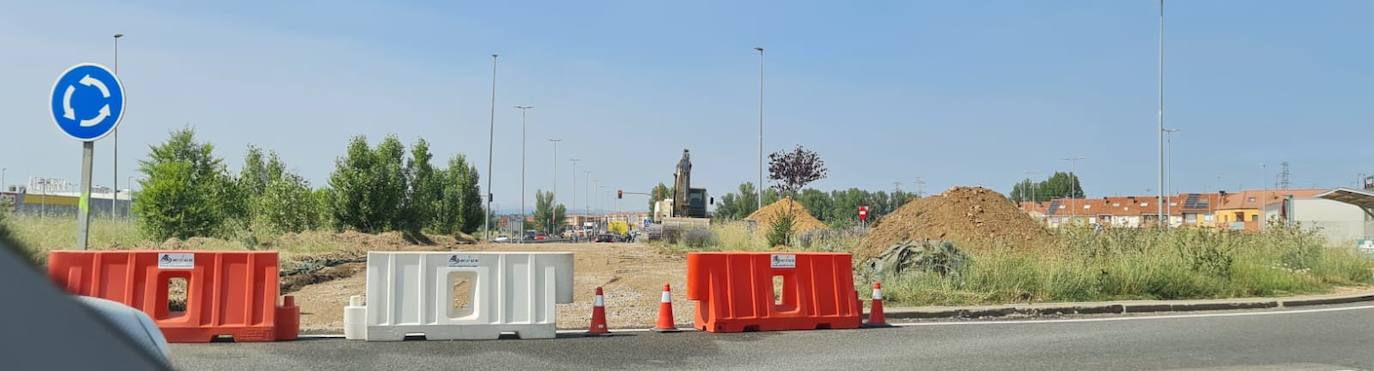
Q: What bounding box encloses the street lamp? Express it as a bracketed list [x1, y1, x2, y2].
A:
[484, 54, 498, 241]
[515, 105, 533, 240]
[113, 33, 124, 219]
[754, 47, 765, 211]
[584, 170, 592, 216]
[548, 138, 562, 236]
[1157, 0, 1167, 229]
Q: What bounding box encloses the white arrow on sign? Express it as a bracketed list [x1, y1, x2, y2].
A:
[62, 85, 76, 120]
[80, 105, 110, 127]
[79, 75, 110, 97]
[62, 75, 114, 127]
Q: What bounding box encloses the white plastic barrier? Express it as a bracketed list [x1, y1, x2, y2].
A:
[343, 251, 574, 341]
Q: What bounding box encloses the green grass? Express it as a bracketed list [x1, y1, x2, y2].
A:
[660, 220, 1374, 305]
[881, 226, 1374, 306]
[2, 215, 366, 266]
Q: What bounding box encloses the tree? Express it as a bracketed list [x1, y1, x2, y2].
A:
[797, 188, 832, 222]
[329, 136, 377, 232]
[766, 145, 828, 246]
[767, 145, 828, 197]
[328, 135, 408, 233]
[531, 190, 566, 234]
[375, 136, 408, 231]
[1010, 172, 1084, 203]
[256, 172, 320, 233]
[433, 154, 484, 235]
[403, 138, 438, 233]
[458, 159, 484, 234]
[134, 128, 237, 240]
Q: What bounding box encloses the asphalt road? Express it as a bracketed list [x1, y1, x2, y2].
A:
[170, 303, 1374, 370]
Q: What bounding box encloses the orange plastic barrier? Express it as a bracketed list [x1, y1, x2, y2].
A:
[47, 250, 299, 342]
[686, 252, 861, 332]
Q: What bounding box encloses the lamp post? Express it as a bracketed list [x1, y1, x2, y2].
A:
[1157, 0, 1167, 229]
[112, 33, 124, 219]
[515, 105, 533, 240]
[754, 47, 765, 211]
[484, 54, 498, 241]
[584, 170, 592, 216]
[548, 138, 562, 236]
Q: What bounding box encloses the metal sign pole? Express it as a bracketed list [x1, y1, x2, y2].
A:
[76, 141, 94, 250]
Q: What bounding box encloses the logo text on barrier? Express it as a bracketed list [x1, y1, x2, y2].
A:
[158, 253, 195, 269]
[770, 254, 796, 269]
[447, 254, 480, 268]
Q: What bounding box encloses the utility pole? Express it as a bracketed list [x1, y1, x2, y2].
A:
[548, 138, 562, 236]
[515, 105, 533, 240]
[1157, 0, 1167, 229]
[754, 47, 765, 211]
[484, 54, 498, 241]
[112, 33, 124, 218]
[915, 177, 925, 198]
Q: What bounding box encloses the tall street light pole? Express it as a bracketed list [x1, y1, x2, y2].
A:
[1062, 157, 1086, 224]
[549, 138, 562, 236]
[1157, 0, 1167, 229]
[484, 54, 498, 241]
[584, 170, 591, 216]
[754, 47, 765, 211]
[113, 33, 123, 218]
[515, 105, 533, 239]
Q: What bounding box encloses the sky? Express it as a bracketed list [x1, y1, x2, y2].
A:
[2, 0, 1372, 213]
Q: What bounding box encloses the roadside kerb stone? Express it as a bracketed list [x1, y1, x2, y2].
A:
[877, 290, 1374, 320]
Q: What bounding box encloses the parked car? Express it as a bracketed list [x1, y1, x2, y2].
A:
[594, 233, 617, 243]
[534, 233, 548, 241]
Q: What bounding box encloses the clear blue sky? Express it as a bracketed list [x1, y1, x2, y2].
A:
[3, 1, 1372, 213]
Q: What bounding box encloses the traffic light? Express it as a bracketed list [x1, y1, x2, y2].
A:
[617, 190, 623, 199]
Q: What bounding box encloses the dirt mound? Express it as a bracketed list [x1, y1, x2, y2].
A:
[854, 187, 1050, 262]
[746, 197, 828, 234]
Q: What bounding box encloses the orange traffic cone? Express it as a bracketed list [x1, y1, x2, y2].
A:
[866, 282, 889, 327]
[653, 283, 680, 332]
[586, 287, 610, 336]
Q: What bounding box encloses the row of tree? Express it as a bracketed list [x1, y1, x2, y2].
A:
[1008, 171, 1085, 203]
[711, 182, 917, 227]
[133, 128, 485, 241]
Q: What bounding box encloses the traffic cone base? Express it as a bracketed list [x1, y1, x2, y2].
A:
[653, 283, 680, 332]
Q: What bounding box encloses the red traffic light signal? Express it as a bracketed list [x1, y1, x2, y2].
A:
[617, 190, 623, 199]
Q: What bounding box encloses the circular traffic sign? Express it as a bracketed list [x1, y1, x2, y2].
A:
[50, 63, 125, 141]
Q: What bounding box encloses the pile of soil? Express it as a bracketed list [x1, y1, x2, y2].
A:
[746, 197, 828, 234]
[854, 187, 1050, 262]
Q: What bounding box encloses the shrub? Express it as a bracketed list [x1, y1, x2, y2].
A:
[766, 209, 796, 247]
[134, 129, 238, 240]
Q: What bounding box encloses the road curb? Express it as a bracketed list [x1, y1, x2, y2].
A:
[1280, 293, 1374, 307]
[878, 291, 1374, 320]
